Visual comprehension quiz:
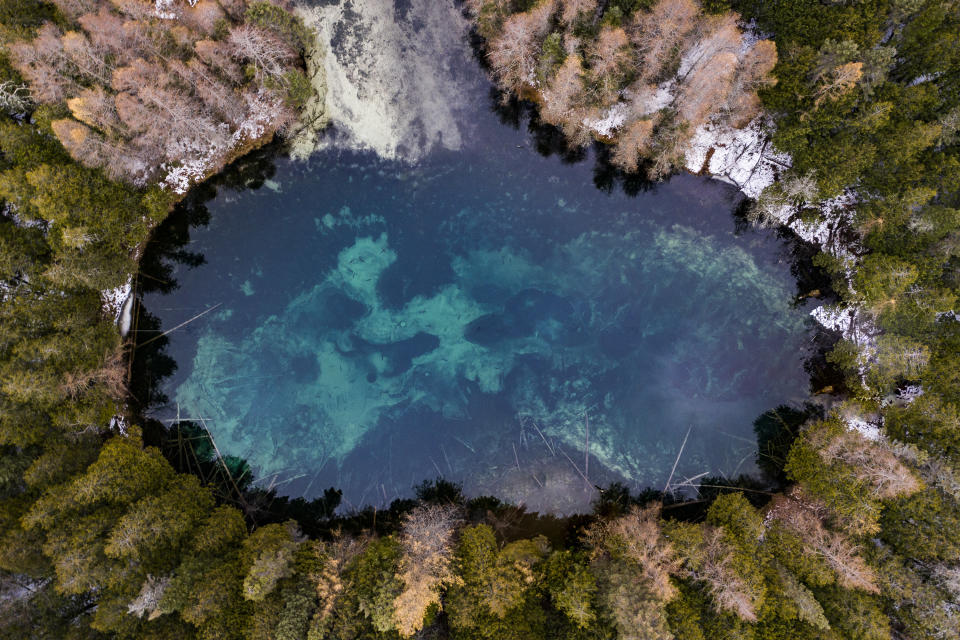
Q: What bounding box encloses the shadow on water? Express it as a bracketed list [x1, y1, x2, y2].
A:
[486, 85, 662, 197]
[131, 143, 282, 426]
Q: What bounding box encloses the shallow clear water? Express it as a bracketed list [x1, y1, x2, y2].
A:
[142, 99, 815, 513]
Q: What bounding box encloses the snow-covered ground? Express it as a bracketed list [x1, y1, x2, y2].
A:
[101, 277, 132, 334]
[162, 90, 283, 195]
[684, 117, 791, 199]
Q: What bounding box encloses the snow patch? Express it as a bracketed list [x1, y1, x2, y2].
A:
[161, 90, 281, 194]
[845, 415, 883, 441]
[109, 414, 129, 436]
[118, 290, 135, 337]
[811, 304, 877, 348]
[584, 102, 628, 137]
[154, 0, 177, 19]
[101, 277, 132, 324]
[897, 385, 924, 403]
[908, 72, 942, 87]
[684, 117, 790, 198]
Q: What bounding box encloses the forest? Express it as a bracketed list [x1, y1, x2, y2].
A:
[0, 0, 959, 639]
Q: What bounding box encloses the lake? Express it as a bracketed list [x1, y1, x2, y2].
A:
[138, 71, 816, 514]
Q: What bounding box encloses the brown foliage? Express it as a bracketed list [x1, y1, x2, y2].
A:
[52, 119, 110, 171]
[480, 0, 776, 178]
[630, 0, 698, 82]
[180, 0, 225, 36]
[812, 428, 922, 499]
[78, 8, 132, 58]
[392, 504, 460, 636]
[647, 120, 690, 180]
[561, 0, 597, 25]
[698, 527, 758, 621]
[587, 26, 632, 105]
[10, 0, 303, 189]
[487, 0, 556, 92]
[589, 503, 680, 601]
[67, 86, 122, 134]
[678, 51, 738, 126]
[814, 61, 863, 107]
[307, 534, 364, 629]
[51, 0, 99, 20]
[611, 118, 655, 172]
[677, 13, 741, 80]
[10, 25, 74, 103]
[540, 55, 592, 144]
[726, 39, 777, 126]
[768, 489, 880, 593]
[194, 39, 244, 83]
[60, 345, 127, 399]
[589, 27, 630, 79]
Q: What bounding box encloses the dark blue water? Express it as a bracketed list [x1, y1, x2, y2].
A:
[142, 102, 815, 513]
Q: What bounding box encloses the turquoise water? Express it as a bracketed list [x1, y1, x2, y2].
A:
[141, 110, 814, 512]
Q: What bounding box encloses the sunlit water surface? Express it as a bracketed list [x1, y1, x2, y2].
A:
[142, 99, 815, 514]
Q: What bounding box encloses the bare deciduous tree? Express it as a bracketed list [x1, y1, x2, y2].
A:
[61, 30, 113, 85]
[60, 345, 127, 399]
[599, 503, 680, 599]
[540, 55, 593, 144]
[587, 26, 632, 105]
[227, 24, 297, 84]
[10, 25, 74, 103]
[812, 429, 922, 499]
[612, 118, 655, 172]
[726, 39, 778, 126]
[677, 13, 741, 81]
[309, 534, 366, 629]
[487, 0, 556, 92]
[629, 0, 698, 82]
[50, 0, 99, 21]
[561, 0, 597, 25]
[0, 81, 32, 113]
[678, 51, 738, 126]
[78, 8, 132, 60]
[67, 86, 123, 135]
[698, 527, 759, 621]
[10, 0, 304, 189]
[392, 504, 460, 637]
[194, 39, 244, 83]
[768, 489, 881, 593]
[127, 575, 169, 620]
[179, 0, 225, 36]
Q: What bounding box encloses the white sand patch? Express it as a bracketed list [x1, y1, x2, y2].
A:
[296, 0, 477, 162]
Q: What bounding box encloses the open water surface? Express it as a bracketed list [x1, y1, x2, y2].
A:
[139, 74, 816, 514]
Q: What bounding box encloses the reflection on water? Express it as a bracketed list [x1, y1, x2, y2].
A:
[136, 102, 817, 515]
